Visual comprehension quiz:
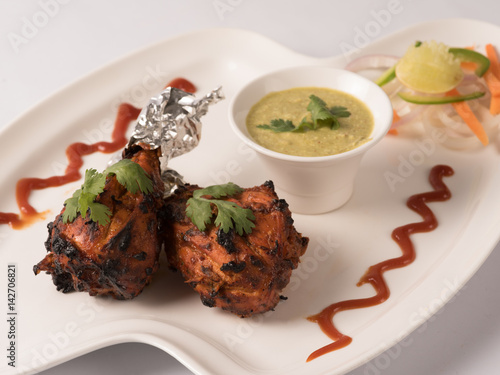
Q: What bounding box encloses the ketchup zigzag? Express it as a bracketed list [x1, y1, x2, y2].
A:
[0, 78, 197, 229]
[0, 103, 141, 229]
[307, 164, 454, 362]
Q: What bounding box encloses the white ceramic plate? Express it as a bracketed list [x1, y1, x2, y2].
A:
[1, 18, 500, 375]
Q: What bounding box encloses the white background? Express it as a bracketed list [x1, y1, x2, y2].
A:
[1, 1, 500, 374]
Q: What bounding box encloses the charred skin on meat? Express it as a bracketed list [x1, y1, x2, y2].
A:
[161, 181, 309, 317]
[33, 145, 165, 299]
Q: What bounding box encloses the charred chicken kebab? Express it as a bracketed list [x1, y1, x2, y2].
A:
[34, 85, 309, 316]
[34, 145, 165, 299]
[161, 181, 309, 317]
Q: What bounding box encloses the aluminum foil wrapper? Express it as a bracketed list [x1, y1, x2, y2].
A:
[127, 86, 224, 196]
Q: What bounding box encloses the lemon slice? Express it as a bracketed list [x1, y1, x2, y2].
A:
[395, 41, 464, 94]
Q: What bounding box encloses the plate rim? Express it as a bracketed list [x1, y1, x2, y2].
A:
[1, 17, 500, 375]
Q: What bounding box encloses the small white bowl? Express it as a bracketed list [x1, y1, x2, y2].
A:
[229, 66, 393, 214]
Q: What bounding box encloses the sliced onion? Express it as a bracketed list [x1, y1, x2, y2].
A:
[344, 55, 400, 72]
[382, 79, 405, 98]
[460, 73, 483, 84]
[474, 102, 500, 133]
[456, 78, 491, 104]
[392, 104, 429, 130]
[422, 101, 499, 151]
[389, 77, 493, 134]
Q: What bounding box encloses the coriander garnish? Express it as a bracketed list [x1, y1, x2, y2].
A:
[62, 159, 153, 226]
[186, 183, 255, 235]
[257, 94, 351, 133]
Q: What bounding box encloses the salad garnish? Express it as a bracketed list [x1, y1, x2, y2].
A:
[347, 40, 500, 149]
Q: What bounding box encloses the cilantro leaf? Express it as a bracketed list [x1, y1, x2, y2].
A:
[257, 119, 296, 133]
[327, 106, 351, 130]
[329, 118, 340, 130]
[82, 168, 107, 196]
[193, 182, 243, 200]
[293, 117, 315, 132]
[255, 94, 351, 133]
[330, 106, 351, 118]
[105, 159, 153, 194]
[186, 183, 255, 235]
[62, 189, 81, 223]
[307, 95, 334, 129]
[87, 201, 112, 226]
[62, 158, 153, 226]
[78, 191, 98, 220]
[186, 197, 212, 232]
[212, 200, 256, 235]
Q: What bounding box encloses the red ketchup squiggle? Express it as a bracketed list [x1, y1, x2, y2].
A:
[306, 164, 454, 362]
[0, 78, 196, 229]
[166, 77, 196, 93]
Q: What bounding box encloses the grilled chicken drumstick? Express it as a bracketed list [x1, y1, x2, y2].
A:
[34, 145, 165, 299]
[161, 181, 309, 317]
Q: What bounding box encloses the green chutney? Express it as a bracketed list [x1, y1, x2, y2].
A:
[246, 87, 374, 157]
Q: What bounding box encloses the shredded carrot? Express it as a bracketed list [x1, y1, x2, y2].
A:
[461, 61, 478, 71]
[392, 109, 401, 123]
[460, 46, 478, 71]
[484, 44, 500, 114]
[446, 88, 489, 145]
[387, 109, 400, 135]
[486, 44, 500, 78]
[487, 72, 500, 114]
[490, 99, 500, 115]
[484, 71, 500, 94]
